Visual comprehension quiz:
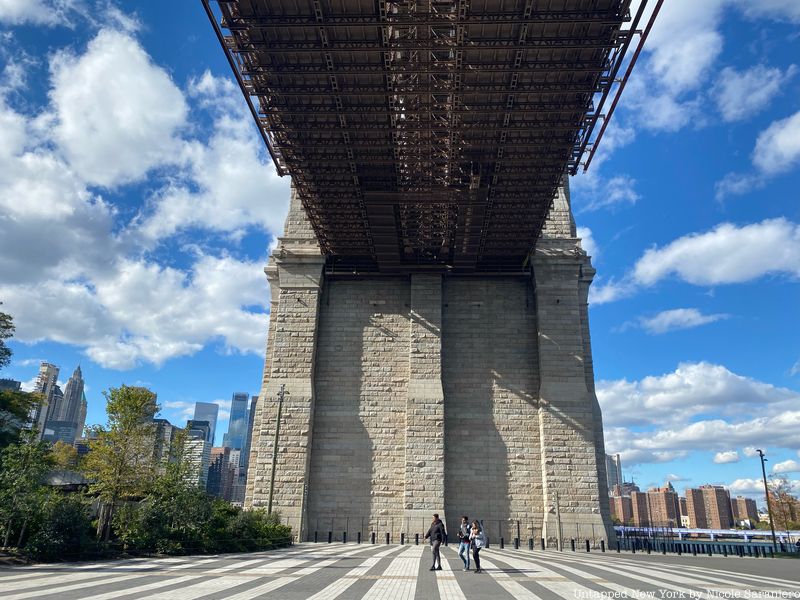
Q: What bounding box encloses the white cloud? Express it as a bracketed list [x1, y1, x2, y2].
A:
[728, 478, 764, 494]
[714, 451, 740, 464]
[730, 0, 800, 23]
[713, 64, 797, 122]
[0, 26, 287, 370]
[589, 277, 636, 305]
[0, 0, 77, 26]
[575, 175, 640, 213]
[633, 218, 800, 286]
[752, 110, 800, 176]
[714, 172, 765, 201]
[665, 473, 689, 482]
[792, 360, 800, 376]
[637, 308, 729, 334]
[49, 29, 187, 187]
[576, 227, 598, 260]
[599, 362, 799, 429]
[773, 459, 800, 474]
[133, 71, 290, 245]
[743, 446, 761, 458]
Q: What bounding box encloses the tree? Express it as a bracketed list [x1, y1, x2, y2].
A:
[768, 476, 800, 531]
[81, 386, 158, 541]
[51, 440, 80, 470]
[0, 304, 13, 370]
[0, 389, 39, 449]
[0, 430, 53, 547]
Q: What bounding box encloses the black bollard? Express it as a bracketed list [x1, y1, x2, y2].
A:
[343, 532, 347, 544]
[529, 538, 534, 551]
[646, 541, 651, 555]
[662, 543, 666, 555]
[514, 537, 519, 550]
[371, 532, 376, 545]
[747, 545, 752, 557]
[314, 531, 318, 543]
[601, 540, 606, 553]
[328, 531, 333, 544]
[401, 533, 405, 545]
[708, 544, 712, 557]
[691, 545, 697, 556]
[631, 544, 635, 554]
[616, 541, 621, 553]
[385, 532, 390, 545]
[586, 539, 590, 552]
[571, 539, 575, 552]
[358, 531, 362, 544]
[677, 544, 681, 556]
[415, 533, 419, 545]
[541, 538, 546, 551]
[500, 537, 504, 549]
[723, 545, 727, 557]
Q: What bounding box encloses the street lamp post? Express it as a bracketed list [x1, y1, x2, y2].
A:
[756, 449, 777, 553]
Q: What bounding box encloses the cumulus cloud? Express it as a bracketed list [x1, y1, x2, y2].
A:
[574, 175, 640, 213]
[576, 227, 598, 260]
[633, 218, 800, 286]
[713, 65, 796, 123]
[600, 362, 800, 465]
[743, 447, 761, 458]
[49, 29, 187, 187]
[713, 451, 740, 464]
[773, 459, 800, 474]
[0, 0, 78, 26]
[635, 308, 729, 334]
[0, 25, 287, 369]
[589, 277, 636, 305]
[132, 71, 289, 245]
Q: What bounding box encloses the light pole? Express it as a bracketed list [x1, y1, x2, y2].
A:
[267, 384, 286, 515]
[756, 449, 777, 552]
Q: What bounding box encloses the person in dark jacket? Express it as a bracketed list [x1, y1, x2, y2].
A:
[424, 513, 447, 571]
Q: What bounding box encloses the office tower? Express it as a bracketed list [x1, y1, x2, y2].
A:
[44, 365, 84, 444]
[184, 422, 212, 487]
[605, 454, 622, 496]
[193, 402, 218, 445]
[241, 395, 258, 469]
[207, 447, 237, 500]
[0, 378, 21, 391]
[75, 391, 87, 440]
[32, 362, 59, 437]
[645, 482, 681, 528]
[187, 419, 212, 443]
[223, 392, 249, 450]
[152, 418, 180, 470]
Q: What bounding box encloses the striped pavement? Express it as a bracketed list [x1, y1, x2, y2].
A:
[1, 543, 798, 600]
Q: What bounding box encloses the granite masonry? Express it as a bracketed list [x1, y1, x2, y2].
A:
[245, 182, 613, 544]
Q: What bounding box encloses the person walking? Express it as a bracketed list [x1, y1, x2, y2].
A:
[424, 513, 447, 571]
[469, 520, 486, 574]
[457, 515, 471, 571]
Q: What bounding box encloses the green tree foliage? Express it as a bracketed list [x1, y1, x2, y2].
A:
[50, 440, 80, 470]
[0, 430, 53, 547]
[0, 305, 13, 370]
[768, 476, 800, 531]
[23, 491, 93, 562]
[81, 385, 159, 541]
[0, 389, 39, 449]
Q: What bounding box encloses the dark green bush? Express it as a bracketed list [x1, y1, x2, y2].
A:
[23, 492, 93, 561]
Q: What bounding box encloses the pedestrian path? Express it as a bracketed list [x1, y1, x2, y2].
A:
[1, 543, 798, 599]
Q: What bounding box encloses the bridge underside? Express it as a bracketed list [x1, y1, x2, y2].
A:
[207, 0, 652, 272]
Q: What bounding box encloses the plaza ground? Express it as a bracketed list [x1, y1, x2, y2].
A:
[1, 542, 798, 599]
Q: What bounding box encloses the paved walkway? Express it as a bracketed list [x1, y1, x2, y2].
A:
[2, 543, 799, 599]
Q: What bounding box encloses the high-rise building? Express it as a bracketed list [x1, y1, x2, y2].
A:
[207, 447, 237, 500]
[605, 454, 622, 495]
[44, 365, 85, 444]
[610, 495, 633, 525]
[685, 488, 708, 528]
[241, 395, 258, 469]
[184, 424, 212, 488]
[193, 402, 219, 445]
[646, 482, 681, 528]
[0, 378, 21, 391]
[152, 418, 180, 470]
[32, 362, 59, 437]
[223, 392, 249, 450]
[631, 491, 650, 527]
[731, 496, 758, 527]
[701, 485, 733, 529]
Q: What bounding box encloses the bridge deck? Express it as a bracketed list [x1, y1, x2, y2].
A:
[206, 0, 658, 272]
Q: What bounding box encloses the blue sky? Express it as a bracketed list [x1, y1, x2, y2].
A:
[0, 1, 798, 500]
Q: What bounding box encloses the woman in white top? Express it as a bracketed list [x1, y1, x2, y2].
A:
[469, 520, 485, 574]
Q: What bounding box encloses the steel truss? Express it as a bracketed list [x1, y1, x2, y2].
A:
[204, 0, 659, 272]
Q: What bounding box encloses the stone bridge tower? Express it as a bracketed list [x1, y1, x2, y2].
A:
[245, 178, 612, 545]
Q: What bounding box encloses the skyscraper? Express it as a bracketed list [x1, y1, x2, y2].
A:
[605, 453, 623, 495]
[43, 365, 85, 444]
[193, 402, 219, 445]
[222, 392, 249, 450]
[56, 365, 84, 423]
[32, 362, 59, 437]
[241, 395, 258, 469]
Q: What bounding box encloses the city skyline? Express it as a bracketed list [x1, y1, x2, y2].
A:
[0, 1, 798, 499]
